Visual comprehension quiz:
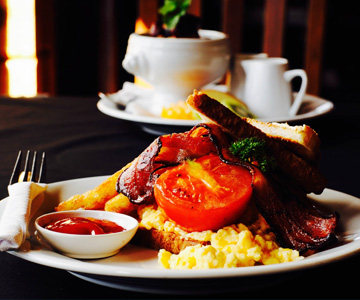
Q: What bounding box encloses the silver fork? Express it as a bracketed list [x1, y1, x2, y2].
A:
[9, 150, 46, 185]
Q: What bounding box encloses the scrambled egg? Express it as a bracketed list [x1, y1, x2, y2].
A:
[137, 205, 303, 269]
[161, 101, 198, 120]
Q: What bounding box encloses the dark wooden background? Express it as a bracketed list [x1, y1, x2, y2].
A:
[1, 0, 359, 105]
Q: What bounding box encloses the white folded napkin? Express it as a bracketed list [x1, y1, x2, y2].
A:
[99, 82, 157, 117]
[0, 182, 47, 251]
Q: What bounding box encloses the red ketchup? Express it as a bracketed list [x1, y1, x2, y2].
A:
[45, 217, 126, 235]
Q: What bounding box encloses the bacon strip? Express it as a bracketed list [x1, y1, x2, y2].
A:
[117, 123, 338, 252]
[251, 168, 338, 252]
[117, 125, 219, 204]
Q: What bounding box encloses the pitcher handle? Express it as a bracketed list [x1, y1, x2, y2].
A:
[284, 69, 308, 116]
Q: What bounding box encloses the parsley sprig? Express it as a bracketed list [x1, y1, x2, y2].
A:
[229, 137, 276, 173]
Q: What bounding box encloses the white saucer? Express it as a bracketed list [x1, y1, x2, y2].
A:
[97, 93, 334, 136]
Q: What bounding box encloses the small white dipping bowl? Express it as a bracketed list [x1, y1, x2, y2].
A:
[35, 210, 138, 259]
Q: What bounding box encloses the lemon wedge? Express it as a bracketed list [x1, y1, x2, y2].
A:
[201, 90, 255, 118]
[161, 90, 255, 120]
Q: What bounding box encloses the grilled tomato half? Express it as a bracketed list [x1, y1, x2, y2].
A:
[154, 153, 253, 231]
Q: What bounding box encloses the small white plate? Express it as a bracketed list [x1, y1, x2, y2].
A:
[97, 93, 334, 135]
[2, 176, 360, 294]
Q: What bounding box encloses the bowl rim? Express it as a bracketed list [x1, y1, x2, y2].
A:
[130, 29, 229, 44]
[35, 210, 139, 238]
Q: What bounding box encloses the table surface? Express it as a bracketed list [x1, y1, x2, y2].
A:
[0, 94, 359, 299]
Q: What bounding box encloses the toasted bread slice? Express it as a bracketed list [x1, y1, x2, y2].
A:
[132, 227, 209, 254]
[187, 91, 326, 194]
[245, 119, 320, 164]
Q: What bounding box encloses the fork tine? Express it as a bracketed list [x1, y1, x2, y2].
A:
[29, 151, 37, 182]
[10, 151, 46, 184]
[23, 150, 31, 182]
[37, 152, 46, 183]
[9, 151, 22, 185]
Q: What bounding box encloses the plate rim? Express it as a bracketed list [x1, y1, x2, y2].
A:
[97, 93, 334, 126]
[4, 175, 360, 280]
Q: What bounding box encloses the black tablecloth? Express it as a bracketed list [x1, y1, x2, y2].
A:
[0, 95, 360, 299]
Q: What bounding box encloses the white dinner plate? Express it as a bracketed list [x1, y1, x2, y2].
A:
[2, 176, 360, 294]
[97, 94, 334, 135]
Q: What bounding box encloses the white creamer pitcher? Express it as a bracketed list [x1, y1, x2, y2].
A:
[241, 58, 307, 118]
[230, 53, 268, 100]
